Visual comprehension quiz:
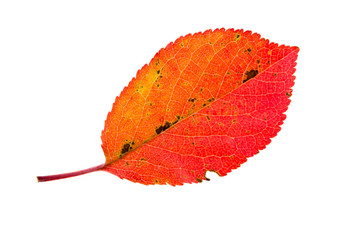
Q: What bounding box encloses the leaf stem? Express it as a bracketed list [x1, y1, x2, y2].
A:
[37, 163, 105, 182]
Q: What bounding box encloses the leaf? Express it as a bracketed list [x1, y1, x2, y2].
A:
[37, 28, 299, 185]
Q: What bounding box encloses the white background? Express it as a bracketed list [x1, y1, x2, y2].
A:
[1, 0, 353, 239]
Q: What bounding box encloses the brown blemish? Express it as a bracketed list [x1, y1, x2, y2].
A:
[243, 69, 259, 83]
[234, 34, 241, 41]
[155, 121, 171, 134]
[121, 142, 133, 155]
[207, 97, 215, 103]
[285, 92, 292, 97]
[188, 97, 196, 103]
[172, 115, 181, 124]
[206, 115, 210, 120]
[196, 178, 202, 183]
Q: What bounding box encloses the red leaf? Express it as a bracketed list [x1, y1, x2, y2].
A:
[37, 28, 299, 185]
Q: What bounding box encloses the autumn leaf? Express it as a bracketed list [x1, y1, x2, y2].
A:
[37, 28, 299, 185]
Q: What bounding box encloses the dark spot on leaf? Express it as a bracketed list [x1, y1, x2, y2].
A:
[246, 48, 252, 52]
[155, 121, 171, 134]
[207, 97, 215, 103]
[243, 70, 259, 83]
[206, 115, 210, 120]
[155, 179, 159, 183]
[157, 70, 160, 74]
[285, 92, 292, 97]
[196, 178, 202, 183]
[188, 98, 196, 103]
[121, 142, 133, 155]
[203, 103, 206, 107]
[125, 162, 129, 166]
[172, 115, 181, 124]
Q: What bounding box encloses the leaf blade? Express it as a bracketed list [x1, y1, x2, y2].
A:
[101, 29, 299, 185]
